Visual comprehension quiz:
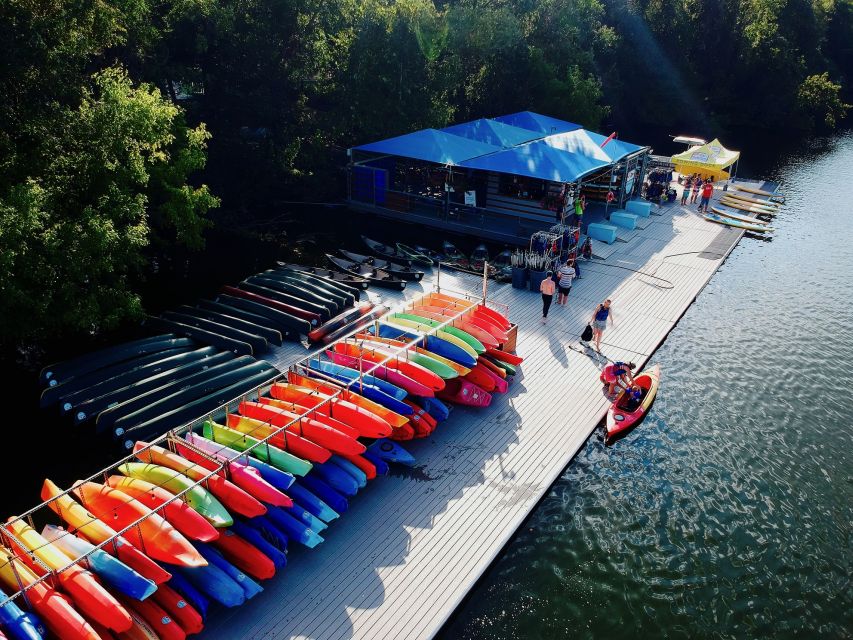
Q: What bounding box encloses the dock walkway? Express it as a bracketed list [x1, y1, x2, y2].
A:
[203, 187, 759, 639]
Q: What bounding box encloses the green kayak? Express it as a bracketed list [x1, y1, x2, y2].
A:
[483, 354, 517, 376]
[393, 313, 486, 354]
[203, 420, 312, 477]
[118, 462, 233, 528]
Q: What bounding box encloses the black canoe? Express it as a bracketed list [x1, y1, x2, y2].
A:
[275, 262, 369, 292]
[175, 306, 283, 345]
[116, 366, 280, 450]
[338, 249, 424, 281]
[320, 305, 391, 345]
[307, 302, 374, 344]
[58, 346, 219, 413]
[221, 286, 320, 327]
[40, 334, 184, 387]
[161, 311, 269, 353]
[72, 351, 236, 424]
[236, 282, 332, 321]
[196, 300, 292, 341]
[103, 357, 265, 436]
[215, 294, 310, 337]
[246, 275, 342, 314]
[264, 269, 356, 306]
[326, 255, 407, 290]
[143, 316, 254, 355]
[40, 344, 195, 408]
[361, 235, 414, 267]
[259, 271, 350, 308]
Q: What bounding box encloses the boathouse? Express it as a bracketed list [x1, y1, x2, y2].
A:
[346, 112, 651, 244]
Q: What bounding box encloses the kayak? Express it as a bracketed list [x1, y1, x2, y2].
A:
[326, 350, 435, 396]
[202, 421, 314, 476]
[361, 235, 415, 266]
[331, 342, 446, 390]
[269, 383, 392, 438]
[170, 560, 246, 609]
[287, 372, 409, 429]
[150, 582, 204, 636]
[395, 242, 435, 266]
[436, 378, 492, 407]
[307, 302, 373, 344]
[40, 479, 171, 585]
[183, 432, 297, 491]
[425, 293, 512, 330]
[118, 595, 186, 640]
[710, 206, 769, 225]
[367, 439, 416, 466]
[171, 439, 293, 507]
[484, 347, 523, 366]
[224, 414, 331, 464]
[132, 443, 266, 518]
[191, 545, 262, 601]
[399, 308, 499, 348]
[384, 317, 479, 360]
[70, 482, 206, 568]
[606, 364, 661, 440]
[357, 334, 471, 376]
[104, 475, 221, 542]
[0, 546, 101, 640]
[40, 525, 156, 601]
[210, 530, 275, 581]
[250, 273, 347, 311]
[117, 463, 233, 528]
[256, 397, 361, 440]
[704, 213, 773, 232]
[118, 606, 161, 640]
[408, 304, 509, 342]
[238, 401, 365, 456]
[338, 249, 422, 281]
[0, 585, 45, 640]
[372, 323, 478, 368]
[6, 521, 132, 632]
[392, 313, 486, 354]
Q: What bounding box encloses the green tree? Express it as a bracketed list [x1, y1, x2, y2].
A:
[0, 69, 218, 344]
[797, 71, 851, 128]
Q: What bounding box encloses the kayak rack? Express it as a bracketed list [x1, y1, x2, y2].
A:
[0, 282, 508, 609]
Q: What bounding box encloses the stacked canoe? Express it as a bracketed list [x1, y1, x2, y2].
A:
[6, 292, 520, 639]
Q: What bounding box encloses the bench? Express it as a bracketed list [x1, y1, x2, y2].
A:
[610, 211, 639, 230]
[586, 222, 618, 244]
[625, 200, 652, 217]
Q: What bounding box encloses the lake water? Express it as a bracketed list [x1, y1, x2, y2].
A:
[440, 133, 853, 638]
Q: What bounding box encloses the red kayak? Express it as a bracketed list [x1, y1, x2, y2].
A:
[225, 414, 331, 463]
[106, 475, 220, 543]
[150, 582, 204, 635]
[332, 342, 445, 391]
[257, 397, 361, 439]
[119, 595, 186, 640]
[211, 529, 275, 581]
[133, 443, 266, 519]
[239, 401, 365, 455]
[270, 383, 392, 438]
[605, 364, 661, 440]
[327, 351, 434, 397]
[436, 379, 492, 407]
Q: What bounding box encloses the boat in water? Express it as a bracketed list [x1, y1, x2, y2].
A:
[605, 364, 661, 441]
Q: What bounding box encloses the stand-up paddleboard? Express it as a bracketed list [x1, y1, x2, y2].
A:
[704, 213, 774, 232]
[733, 184, 783, 199]
[711, 207, 770, 225]
[723, 191, 780, 208]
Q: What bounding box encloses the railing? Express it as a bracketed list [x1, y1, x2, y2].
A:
[0, 278, 508, 609]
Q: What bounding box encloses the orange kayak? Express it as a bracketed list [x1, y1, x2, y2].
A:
[287, 372, 409, 428]
[239, 401, 365, 455]
[423, 293, 511, 329]
[270, 383, 392, 438]
[7, 519, 132, 632]
[71, 481, 206, 568]
[41, 479, 171, 584]
[406, 307, 502, 346]
[257, 397, 361, 440]
[133, 442, 266, 519]
[0, 546, 101, 640]
[408, 304, 509, 342]
[105, 475, 220, 543]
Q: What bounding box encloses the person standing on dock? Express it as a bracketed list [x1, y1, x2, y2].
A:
[699, 180, 714, 213]
[590, 299, 613, 352]
[540, 272, 556, 323]
[681, 179, 690, 205]
[690, 177, 701, 204]
[557, 259, 576, 306]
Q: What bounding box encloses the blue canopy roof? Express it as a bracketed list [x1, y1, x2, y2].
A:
[492, 111, 581, 135]
[441, 118, 543, 148]
[458, 138, 611, 183]
[352, 128, 500, 166]
[580, 130, 645, 162]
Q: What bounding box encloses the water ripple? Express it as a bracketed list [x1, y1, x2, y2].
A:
[441, 134, 853, 639]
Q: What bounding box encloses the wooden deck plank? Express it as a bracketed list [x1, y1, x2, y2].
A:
[202, 185, 757, 640]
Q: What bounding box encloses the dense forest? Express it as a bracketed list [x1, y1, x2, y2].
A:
[1, 0, 851, 347]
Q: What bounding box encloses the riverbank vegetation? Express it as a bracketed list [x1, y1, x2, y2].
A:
[1, 0, 850, 346]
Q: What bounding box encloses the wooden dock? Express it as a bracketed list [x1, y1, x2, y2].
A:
[202, 186, 761, 639]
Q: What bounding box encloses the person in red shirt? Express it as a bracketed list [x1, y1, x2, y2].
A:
[699, 180, 714, 212]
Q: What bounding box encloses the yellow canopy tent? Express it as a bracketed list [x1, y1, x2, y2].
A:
[671, 138, 740, 182]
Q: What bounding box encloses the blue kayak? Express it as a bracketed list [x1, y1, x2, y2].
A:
[264, 505, 324, 548]
[286, 482, 340, 523]
[373, 323, 478, 368]
[0, 589, 45, 640]
[165, 572, 210, 621]
[305, 365, 412, 415]
[309, 360, 407, 399]
[312, 462, 359, 496]
[328, 455, 368, 488]
[194, 543, 262, 601]
[40, 525, 156, 601]
[368, 439, 416, 466]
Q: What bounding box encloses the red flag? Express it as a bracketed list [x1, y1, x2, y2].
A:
[600, 132, 617, 148]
